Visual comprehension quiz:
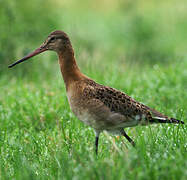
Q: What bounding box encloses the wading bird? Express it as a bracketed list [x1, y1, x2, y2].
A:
[9, 30, 184, 154]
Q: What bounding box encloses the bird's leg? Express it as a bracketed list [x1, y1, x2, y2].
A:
[121, 129, 135, 147]
[95, 136, 99, 155]
[95, 131, 100, 155]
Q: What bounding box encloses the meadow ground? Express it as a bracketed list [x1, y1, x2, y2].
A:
[0, 0, 187, 179]
[0, 51, 187, 180]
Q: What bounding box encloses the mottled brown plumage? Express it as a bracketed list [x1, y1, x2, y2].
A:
[9, 30, 184, 154]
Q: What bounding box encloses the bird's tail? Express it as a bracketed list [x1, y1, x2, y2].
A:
[150, 117, 184, 124]
[143, 104, 185, 124]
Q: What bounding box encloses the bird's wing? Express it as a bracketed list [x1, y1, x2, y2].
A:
[84, 80, 170, 122]
[82, 79, 184, 125]
[95, 85, 153, 120]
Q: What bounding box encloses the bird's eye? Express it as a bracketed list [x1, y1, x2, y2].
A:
[50, 37, 55, 41]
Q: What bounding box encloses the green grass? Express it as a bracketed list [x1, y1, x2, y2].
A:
[0, 54, 186, 179]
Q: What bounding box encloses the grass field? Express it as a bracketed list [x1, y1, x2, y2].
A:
[1, 50, 186, 180]
[0, 0, 187, 179]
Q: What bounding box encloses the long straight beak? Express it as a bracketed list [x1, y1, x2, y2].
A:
[8, 46, 47, 68]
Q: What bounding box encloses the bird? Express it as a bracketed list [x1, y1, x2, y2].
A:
[8, 30, 184, 154]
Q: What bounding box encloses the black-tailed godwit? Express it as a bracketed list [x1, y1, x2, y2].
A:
[9, 30, 184, 154]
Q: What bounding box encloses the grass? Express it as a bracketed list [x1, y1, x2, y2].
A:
[0, 52, 186, 179]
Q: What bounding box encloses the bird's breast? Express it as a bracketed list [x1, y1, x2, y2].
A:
[67, 95, 102, 128]
[66, 85, 108, 129]
[66, 85, 94, 126]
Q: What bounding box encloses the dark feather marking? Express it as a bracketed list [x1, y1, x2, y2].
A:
[82, 79, 184, 124]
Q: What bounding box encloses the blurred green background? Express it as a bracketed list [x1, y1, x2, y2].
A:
[0, 0, 187, 179]
[1, 0, 187, 75]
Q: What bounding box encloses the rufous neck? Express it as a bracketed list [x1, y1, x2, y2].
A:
[58, 49, 85, 89]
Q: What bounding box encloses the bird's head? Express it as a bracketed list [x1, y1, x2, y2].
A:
[42, 30, 71, 52]
[8, 30, 71, 68]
